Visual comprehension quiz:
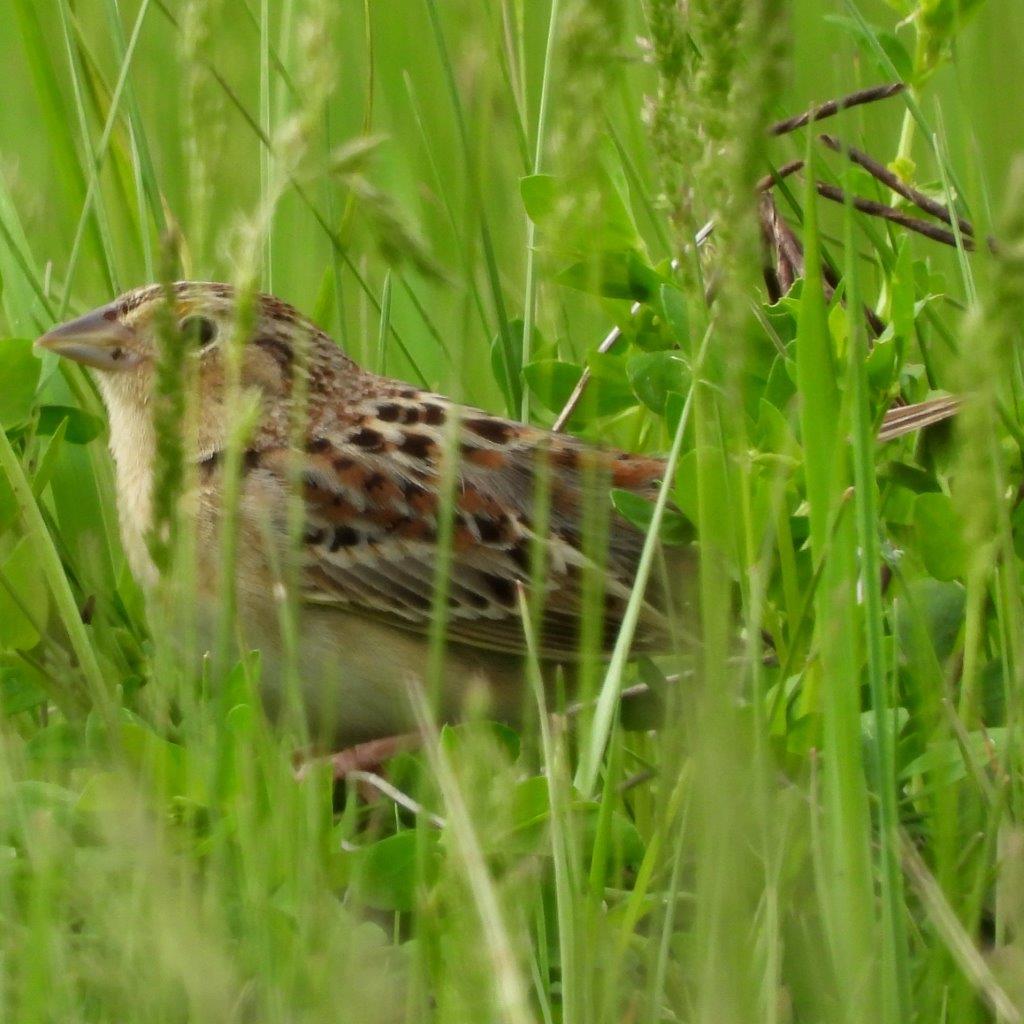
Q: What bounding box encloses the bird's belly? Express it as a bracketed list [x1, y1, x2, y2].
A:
[234, 596, 525, 748]
[189, 480, 527, 747]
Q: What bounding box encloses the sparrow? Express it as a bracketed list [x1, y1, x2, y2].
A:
[36, 282, 685, 744]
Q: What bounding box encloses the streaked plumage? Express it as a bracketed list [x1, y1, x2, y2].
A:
[38, 282, 684, 743]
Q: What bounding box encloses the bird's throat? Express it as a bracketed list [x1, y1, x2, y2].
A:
[104, 395, 158, 588]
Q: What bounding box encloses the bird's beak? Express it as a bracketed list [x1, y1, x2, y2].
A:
[35, 302, 142, 372]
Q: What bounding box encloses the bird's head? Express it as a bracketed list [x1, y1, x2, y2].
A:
[37, 281, 342, 411]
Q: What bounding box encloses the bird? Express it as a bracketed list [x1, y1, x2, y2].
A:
[36, 281, 687, 747]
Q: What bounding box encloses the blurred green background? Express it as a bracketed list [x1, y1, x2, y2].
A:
[0, 0, 1016, 392]
[2, 1, 1024, 1022]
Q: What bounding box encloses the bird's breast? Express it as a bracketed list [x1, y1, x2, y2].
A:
[105, 402, 158, 587]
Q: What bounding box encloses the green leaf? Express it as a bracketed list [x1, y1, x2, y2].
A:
[500, 779, 646, 872]
[520, 163, 641, 253]
[524, 353, 635, 423]
[622, 660, 670, 730]
[626, 305, 675, 352]
[673, 448, 700, 528]
[509, 775, 550, 831]
[0, 661, 48, 714]
[825, 15, 913, 80]
[627, 350, 690, 414]
[583, 351, 641, 418]
[883, 461, 941, 496]
[347, 831, 440, 912]
[764, 290, 800, 344]
[440, 720, 520, 763]
[557, 250, 664, 302]
[919, 0, 987, 76]
[523, 360, 583, 414]
[895, 578, 965, 665]
[0, 535, 49, 649]
[24, 722, 84, 766]
[659, 284, 689, 347]
[890, 239, 913, 335]
[597, 153, 645, 251]
[755, 399, 801, 460]
[115, 715, 205, 804]
[913, 492, 967, 581]
[611, 489, 693, 546]
[1012, 501, 1024, 560]
[490, 318, 525, 413]
[0, 339, 40, 428]
[520, 173, 559, 225]
[578, 803, 645, 870]
[37, 405, 104, 444]
[0, 471, 15, 532]
[877, 30, 914, 80]
[30, 416, 67, 498]
[860, 706, 910, 752]
[901, 727, 1007, 786]
[865, 334, 899, 392]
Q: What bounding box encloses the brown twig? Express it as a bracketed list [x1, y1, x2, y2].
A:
[814, 181, 973, 250]
[818, 134, 975, 236]
[767, 82, 906, 136]
[294, 732, 422, 781]
[755, 159, 806, 194]
[759, 191, 805, 300]
[617, 769, 657, 794]
[759, 192, 887, 336]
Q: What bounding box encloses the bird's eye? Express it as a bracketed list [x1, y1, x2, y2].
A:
[179, 315, 218, 348]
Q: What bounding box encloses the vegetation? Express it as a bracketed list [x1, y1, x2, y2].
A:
[0, 0, 1021, 1020]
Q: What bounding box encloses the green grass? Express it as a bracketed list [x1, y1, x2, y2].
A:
[2, 0, 1024, 1021]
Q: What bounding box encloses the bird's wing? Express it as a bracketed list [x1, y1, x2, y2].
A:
[260, 392, 677, 660]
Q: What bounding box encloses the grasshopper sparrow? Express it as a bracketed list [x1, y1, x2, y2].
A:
[37, 282, 685, 743]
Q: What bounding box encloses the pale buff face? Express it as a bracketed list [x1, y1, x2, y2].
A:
[34, 283, 329, 585]
[37, 282, 315, 459]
